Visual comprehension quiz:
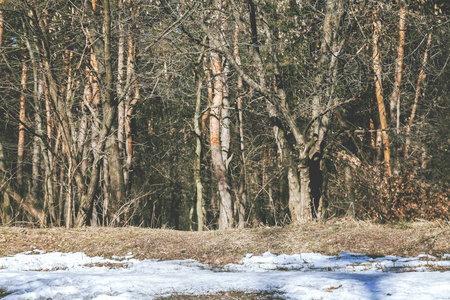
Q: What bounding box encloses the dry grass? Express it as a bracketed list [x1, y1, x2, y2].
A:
[1, 219, 450, 266]
[157, 291, 285, 299]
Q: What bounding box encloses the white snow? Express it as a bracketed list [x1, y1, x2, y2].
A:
[1, 250, 450, 299]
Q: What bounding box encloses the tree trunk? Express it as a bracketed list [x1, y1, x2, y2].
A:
[194, 77, 204, 231]
[64, 157, 73, 228]
[372, 9, 392, 176]
[298, 158, 312, 222]
[102, 156, 110, 225]
[390, 4, 407, 130]
[0, 0, 4, 48]
[31, 114, 40, 199]
[210, 50, 233, 229]
[75, 0, 122, 226]
[17, 60, 28, 185]
[221, 61, 231, 170]
[105, 0, 125, 224]
[405, 33, 432, 156]
[234, 21, 247, 229]
[117, 0, 125, 152]
[124, 4, 138, 191]
[124, 79, 139, 194]
[0, 142, 12, 225]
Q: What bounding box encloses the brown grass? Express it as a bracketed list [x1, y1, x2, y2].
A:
[157, 291, 285, 299]
[1, 219, 450, 266]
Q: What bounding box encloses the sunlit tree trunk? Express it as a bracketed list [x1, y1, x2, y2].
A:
[78, 68, 91, 176]
[221, 61, 231, 170]
[17, 60, 28, 185]
[117, 0, 125, 152]
[234, 21, 247, 229]
[123, 0, 138, 192]
[194, 75, 204, 231]
[405, 32, 432, 156]
[102, 157, 110, 225]
[0, 0, 4, 49]
[41, 77, 56, 225]
[372, 9, 391, 176]
[124, 78, 138, 194]
[26, 38, 41, 199]
[390, 4, 406, 131]
[220, 8, 231, 171]
[210, 50, 233, 229]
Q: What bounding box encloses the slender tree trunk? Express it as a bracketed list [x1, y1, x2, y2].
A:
[234, 22, 247, 229]
[117, 0, 125, 152]
[78, 71, 90, 175]
[31, 133, 40, 199]
[372, 9, 391, 176]
[203, 53, 213, 135]
[124, 4, 137, 190]
[17, 60, 28, 185]
[65, 155, 73, 228]
[0, 0, 4, 49]
[390, 4, 407, 130]
[221, 61, 231, 170]
[194, 76, 204, 231]
[37, 77, 56, 225]
[31, 72, 41, 199]
[405, 33, 432, 156]
[344, 164, 355, 218]
[220, 8, 231, 170]
[124, 79, 139, 193]
[102, 157, 110, 225]
[0, 142, 12, 225]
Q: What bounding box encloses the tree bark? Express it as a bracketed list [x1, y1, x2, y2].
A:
[390, 4, 407, 130]
[194, 76, 204, 231]
[0, 142, 12, 225]
[210, 50, 233, 229]
[17, 60, 28, 185]
[105, 0, 125, 224]
[0, 0, 4, 48]
[372, 9, 392, 176]
[234, 21, 247, 229]
[405, 32, 432, 156]
[124, 2, 138, 191]
[117, 0, 125, 152]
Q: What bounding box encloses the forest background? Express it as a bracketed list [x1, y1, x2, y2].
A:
[0, 0, 448, 230]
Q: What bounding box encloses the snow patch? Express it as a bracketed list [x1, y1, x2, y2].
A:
[1, 250, 450, 299]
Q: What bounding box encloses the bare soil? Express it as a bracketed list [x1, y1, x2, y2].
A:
[1, 219, 450, 266]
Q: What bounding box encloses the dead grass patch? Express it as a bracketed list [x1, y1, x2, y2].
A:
[156, 291, 285, 299]
[1, 220, 450, 266]
[0, 288, 11, 298]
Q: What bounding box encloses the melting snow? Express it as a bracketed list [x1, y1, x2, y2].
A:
[1, 250, 450, 299]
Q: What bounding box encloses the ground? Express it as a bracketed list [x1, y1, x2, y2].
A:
[1, 220, 450, 299]
[1, 219, 450, 266]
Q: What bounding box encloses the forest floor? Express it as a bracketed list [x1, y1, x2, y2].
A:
[1, 219, 450, 266]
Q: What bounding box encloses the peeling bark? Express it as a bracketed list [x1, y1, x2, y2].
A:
[210, 50, 233, 229]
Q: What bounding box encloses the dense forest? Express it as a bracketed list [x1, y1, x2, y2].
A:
[0, 0, 448, 230]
